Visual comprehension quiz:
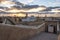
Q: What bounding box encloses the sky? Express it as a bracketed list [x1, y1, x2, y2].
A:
[0, 0, 60, 7]
[18, 0, 60, 7]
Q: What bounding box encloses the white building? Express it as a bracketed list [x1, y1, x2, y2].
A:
[22, 16, 36, 22]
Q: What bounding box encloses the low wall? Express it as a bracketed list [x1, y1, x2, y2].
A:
[0, 24, 45, 40]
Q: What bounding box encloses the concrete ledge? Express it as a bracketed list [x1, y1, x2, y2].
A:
[0, 24, 45, 40]
[1, 23, 45, 29]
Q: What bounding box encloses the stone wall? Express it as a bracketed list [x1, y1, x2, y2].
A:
[0, 24, 45, 40]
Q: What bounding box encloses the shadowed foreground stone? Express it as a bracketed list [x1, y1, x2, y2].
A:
[29, 32, 57, 40]
[0, 24, 45, 40]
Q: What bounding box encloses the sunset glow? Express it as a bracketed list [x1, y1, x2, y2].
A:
[27, 7, 46, 12]
[0, 1, 15, 7]
[6, 9, 26, 12]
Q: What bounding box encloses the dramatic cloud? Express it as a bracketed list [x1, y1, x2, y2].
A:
[18, 0, 34, 4]
[0, 0, 5, 2]
[0, 0, 15, 8]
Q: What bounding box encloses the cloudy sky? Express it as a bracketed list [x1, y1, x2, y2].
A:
[0, 0, 60, 7]
[18, 0, 60, 7]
